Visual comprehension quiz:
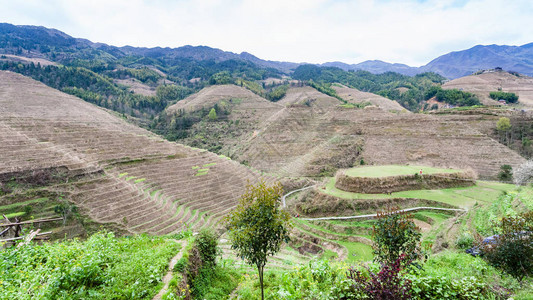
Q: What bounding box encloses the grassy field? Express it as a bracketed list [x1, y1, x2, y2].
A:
[322, 177, 514, 208]
[344, 165, 460, 178]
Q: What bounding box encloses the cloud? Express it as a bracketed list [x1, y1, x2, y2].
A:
[0, 0, 531, 66]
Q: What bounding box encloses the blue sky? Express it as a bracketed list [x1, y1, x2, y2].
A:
[0, 0, 531, 66]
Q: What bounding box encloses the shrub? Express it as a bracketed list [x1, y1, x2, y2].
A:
[348, 254, 413, 300]
[194, 229, 219, 267]
[482, 211, 533, 281]
[498, 164, 513, 182]
[372, 207, 423, 267]
[489, 91, 519, 103]
[456, 231, 475, 249]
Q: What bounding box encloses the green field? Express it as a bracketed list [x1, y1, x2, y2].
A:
[344, 165, 460, 178]
[322, 177, 513, 208]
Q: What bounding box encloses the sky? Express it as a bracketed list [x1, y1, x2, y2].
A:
[0, 0, 532, 66]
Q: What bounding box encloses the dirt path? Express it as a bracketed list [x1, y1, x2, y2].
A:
[153, 240, 188, 300]
[300, 207, 467, 221]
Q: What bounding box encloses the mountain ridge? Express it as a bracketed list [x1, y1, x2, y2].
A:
[0, 22, 532, 79]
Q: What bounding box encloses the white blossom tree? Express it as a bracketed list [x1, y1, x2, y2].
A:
[514, 160, 533, 185]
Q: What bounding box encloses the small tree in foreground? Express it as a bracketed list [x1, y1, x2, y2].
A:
[225, 181, 292, 300]
[372, 207, 423, 268]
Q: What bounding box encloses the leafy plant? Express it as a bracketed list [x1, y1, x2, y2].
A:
[225, 180, 292, 300]
[194, 229, 219, 267]
[372, 207, 423, 267]
[498, 165, 513, 182]
[482, 211, 533, 281]
[348, 254, 413, 300]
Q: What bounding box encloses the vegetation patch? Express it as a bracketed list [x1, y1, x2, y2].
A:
[0, 231, 180, 299]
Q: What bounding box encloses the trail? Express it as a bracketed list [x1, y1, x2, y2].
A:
[282, 185, 316, 208]
[282, 187, 467, 220]
[153, 239, 188, 300]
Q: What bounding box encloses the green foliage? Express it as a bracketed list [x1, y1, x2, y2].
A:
[235, 260, 355, 300]
[496, 117, 511, 132]
[308, 80, 345, 102]
[372, 208, 423, 267]
[266, 84, 288, 102]
[209, 71, 233, 85]
[456, 231, 475, 249]
[194, 229, 219, 267]
[482, 211, 533, 281]
[225, 180, 292, 300]
[489, 91, 519, 103]
[156, 84, 190, 103]
[236, 78, 266, 96]
[0, 231, 180, 299]
[0, 62, 169, 118]
[208, 108, 217, 120]
[498, 164, 513, 182]
[430, 87, 481, 106]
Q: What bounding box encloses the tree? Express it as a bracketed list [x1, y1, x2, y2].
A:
[489, 91, 519, 103]
[208, 108, 217, 120]
[514, 160, 533, 185]
[498, 164, 513, 182]
[372, 208, 423, 267]
[225, 181, 292, 300]
[496, 117, 511, 145]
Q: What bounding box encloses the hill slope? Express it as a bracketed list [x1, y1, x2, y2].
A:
[0, 71, 266, 235]
[442, 71, 533, 107]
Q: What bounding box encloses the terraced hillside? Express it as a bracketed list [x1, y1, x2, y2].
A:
[333, 85, 408, 112]
[0, 71, 267, 235]
[237, 100, 525, 179]
[167, 84, 282, 116]
[277, 86, 342, 108]
[443, 71, 533, 107]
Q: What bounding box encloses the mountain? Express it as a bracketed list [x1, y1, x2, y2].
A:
[421, 43, 533, 79]
[1, 22, 532, 79]
[322, 44, 533, 79]
[321, 60, 420, 76]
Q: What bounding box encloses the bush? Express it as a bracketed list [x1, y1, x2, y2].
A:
[194, 229, 219, 267]
[498, 164, 513, 182]
[482, 211, 533, 281]
[372, 208, 423, 267]
[456, 231, 475, 249]
[0, 231, 179, 299]
[489, 91, 519, 103]
[349, 254, 413, 300]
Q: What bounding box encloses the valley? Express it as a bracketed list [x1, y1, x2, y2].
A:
[1, 22, 532, 300]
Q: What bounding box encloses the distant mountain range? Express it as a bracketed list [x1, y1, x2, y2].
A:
[1, 23, 532, 79]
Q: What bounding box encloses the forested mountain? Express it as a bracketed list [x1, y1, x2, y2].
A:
[1, 23, 532, 79]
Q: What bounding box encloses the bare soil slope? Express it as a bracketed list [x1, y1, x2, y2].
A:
[236, 104, 525, 179]
[443, 71, 533, 107]
[333, 86, 408, 112]
[278, 86, 341, 109]
[167, 84, 281, 115]
[0, 71, 266, 234]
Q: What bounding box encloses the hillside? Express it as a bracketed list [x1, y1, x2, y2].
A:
[332, 85, 407, 112]
[277, 86, 342, 108]
[235, 103, 525, 179]
[442, 71, 533, 107]
[0, 71, 267, 236]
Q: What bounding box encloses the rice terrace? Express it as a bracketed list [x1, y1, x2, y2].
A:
[1, 5, 533, 299]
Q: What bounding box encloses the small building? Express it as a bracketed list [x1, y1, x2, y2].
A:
[498, 99, 507, 105]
